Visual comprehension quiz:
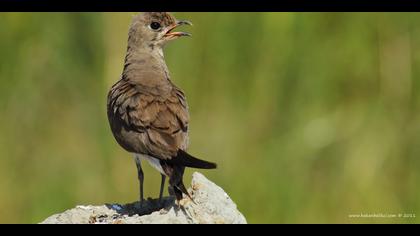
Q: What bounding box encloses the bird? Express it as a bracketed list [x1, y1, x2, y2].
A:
[107, 12, 217, 204]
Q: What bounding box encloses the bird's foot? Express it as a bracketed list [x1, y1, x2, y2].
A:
[176, 195, 194, 208]
[139, 198, 145, 207]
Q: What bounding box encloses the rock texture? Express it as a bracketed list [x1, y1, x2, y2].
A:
[41, 172, 246, 224]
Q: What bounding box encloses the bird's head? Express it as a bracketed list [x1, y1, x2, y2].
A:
[129, 12, 192, 50]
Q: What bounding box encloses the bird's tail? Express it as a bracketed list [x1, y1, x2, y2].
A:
[170, 150, 217, 169]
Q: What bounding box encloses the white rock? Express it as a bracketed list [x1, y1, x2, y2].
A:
[40, 172, 247, 224]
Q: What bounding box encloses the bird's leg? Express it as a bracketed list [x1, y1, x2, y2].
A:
[159, 174, 166, 202]
[134, 156, 145, 205]
[160, 161, 193, 208]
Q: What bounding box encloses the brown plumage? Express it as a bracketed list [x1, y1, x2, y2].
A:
[107, 12, 216, 203]
[108, 78, 189, 158]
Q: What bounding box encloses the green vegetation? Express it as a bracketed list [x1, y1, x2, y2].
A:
[0, 13, 419, 223]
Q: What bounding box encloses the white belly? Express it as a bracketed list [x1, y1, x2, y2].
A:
[133, 153, 165, 175]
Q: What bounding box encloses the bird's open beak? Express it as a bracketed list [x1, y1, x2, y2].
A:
[164, 20, 193, 38]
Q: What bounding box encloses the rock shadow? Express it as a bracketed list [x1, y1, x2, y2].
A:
[105, 196, 176, 217]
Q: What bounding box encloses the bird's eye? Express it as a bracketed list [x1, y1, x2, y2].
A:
[150, 22, 161, 30]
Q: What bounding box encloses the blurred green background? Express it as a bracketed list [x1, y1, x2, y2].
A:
[0, 12, 419, 224]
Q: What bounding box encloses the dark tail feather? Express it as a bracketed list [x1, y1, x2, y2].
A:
[171, 150, 217, 169]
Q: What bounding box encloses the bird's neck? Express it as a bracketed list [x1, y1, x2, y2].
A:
[123, 46, 172, 86]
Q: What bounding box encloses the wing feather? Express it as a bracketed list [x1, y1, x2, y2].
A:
[107, 79, 189, 159]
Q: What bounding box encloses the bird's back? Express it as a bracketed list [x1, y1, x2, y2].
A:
[107, 72, 190, 160]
